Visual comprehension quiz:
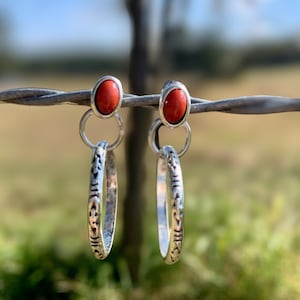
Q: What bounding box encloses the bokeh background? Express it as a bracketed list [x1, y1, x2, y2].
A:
[1, 0, 300, 299]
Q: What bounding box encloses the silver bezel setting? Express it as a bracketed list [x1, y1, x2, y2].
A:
[91, 75, 123, 119]
[159, 80, 191, 128]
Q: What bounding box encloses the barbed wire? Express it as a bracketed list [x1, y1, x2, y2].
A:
[1, 87, 300, 114]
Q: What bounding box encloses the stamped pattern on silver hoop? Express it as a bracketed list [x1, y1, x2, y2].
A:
[157, 145, 184, 264]
[88, 141, 118, 259]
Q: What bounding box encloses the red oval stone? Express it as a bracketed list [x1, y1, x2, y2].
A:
[95, 79, 120, 115]
[163, 88, 187, 125]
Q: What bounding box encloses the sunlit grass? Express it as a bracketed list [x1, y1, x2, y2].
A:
[1, 67, 300, 298]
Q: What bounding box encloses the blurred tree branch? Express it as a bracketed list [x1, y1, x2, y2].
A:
[122, 0, 152, 285]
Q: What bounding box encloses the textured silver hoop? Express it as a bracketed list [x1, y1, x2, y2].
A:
[157, 145, 184, 264]
[148, 118, 191, 157]
[79, 109, 124, 151]
[88, 140, 118, 259]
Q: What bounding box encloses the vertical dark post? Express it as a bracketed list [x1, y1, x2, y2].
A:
[123, 0, 152, 285]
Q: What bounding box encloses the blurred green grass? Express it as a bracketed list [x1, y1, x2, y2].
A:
[1, 67, 300, 299]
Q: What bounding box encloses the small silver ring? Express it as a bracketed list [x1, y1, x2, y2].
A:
[157, 145, 184, 264]
[88, 141, 118, 259]
[79, 109, 124, 151]
[148, 118, 191, 157]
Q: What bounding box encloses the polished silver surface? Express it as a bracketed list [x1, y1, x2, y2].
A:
[148, 118, 191, 157]
[157, 145, 184, 264]
[88, 141, 118, 259]
[159, 80, 191, 128]
[91, 75, 123, 118]
[79, 109, 124, 151]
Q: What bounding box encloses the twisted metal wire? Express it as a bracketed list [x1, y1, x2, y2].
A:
[1, 87, 300, 114]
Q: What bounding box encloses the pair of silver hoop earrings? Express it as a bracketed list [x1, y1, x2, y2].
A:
[79, 76, 191, 264]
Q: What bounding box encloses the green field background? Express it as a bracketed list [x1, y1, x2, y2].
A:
[1, 66, 300, 299]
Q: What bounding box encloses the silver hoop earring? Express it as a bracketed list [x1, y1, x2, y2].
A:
[148, 80, 191, 264]
[79, 75, 123, 259]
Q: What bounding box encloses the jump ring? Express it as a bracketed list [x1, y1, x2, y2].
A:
[148, 118, 191, 157]
[79, 109, 124, 151]
[157, 145, 184, 264]
[88, 140, 118, 259]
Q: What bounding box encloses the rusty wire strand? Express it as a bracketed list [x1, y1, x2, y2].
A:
[1, 87, 300, 114]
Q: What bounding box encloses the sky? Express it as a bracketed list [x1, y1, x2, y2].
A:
[0, 0, 300, 58]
